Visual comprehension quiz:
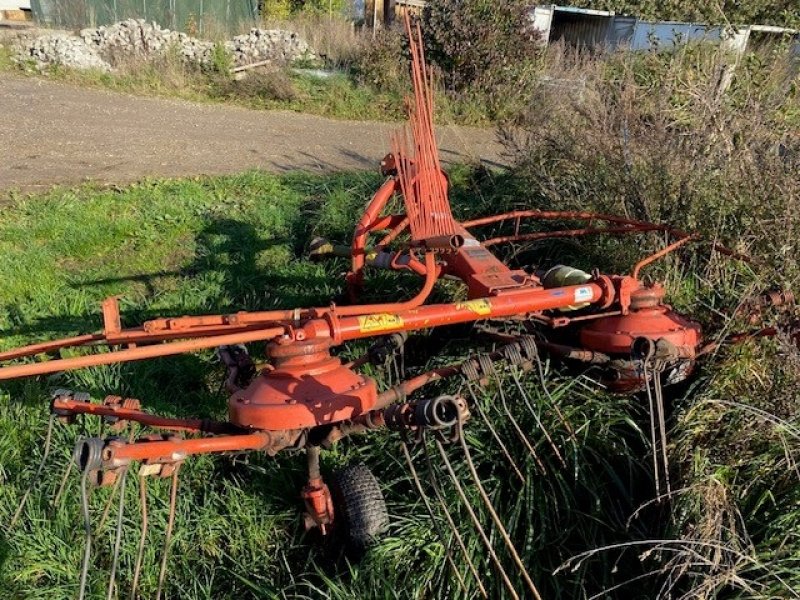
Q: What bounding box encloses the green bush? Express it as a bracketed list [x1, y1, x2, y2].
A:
[207, 41, 234, 75]
[351, 27, 409, 94]
[572, 0, 800, 28]
[421, 0, 542, 113]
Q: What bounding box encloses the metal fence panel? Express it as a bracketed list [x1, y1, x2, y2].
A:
[31, 0, 258, 33]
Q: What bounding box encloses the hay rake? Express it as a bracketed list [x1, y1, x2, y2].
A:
[2, 17, 795, 599]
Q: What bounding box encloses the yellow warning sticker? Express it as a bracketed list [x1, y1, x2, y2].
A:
[358, 313, 404, 333]
[456, 299, 492, 316]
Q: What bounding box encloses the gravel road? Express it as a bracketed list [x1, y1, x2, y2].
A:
[0, 75, 507, 192]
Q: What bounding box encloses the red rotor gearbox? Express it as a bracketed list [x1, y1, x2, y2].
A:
[229, 339, 378, 430]
[579, 284, 701, 358]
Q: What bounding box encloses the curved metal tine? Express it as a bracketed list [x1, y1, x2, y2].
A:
[432, 433, 520, 600]
[453, 418, 543, 600]
[490, 368, 547, 474]
[77, 468, 94, 600]
[97, 474, 123, 532]
[642, 363, 662, 497]
[465, 380, 525, 484]
[106, 467, 129, 600]
[653, 369, 672, 497]
[530, 344, 577, 442]
[155, 464, 181, 600]
[510, 367, 566, 468]
[52, 458, 74, 513]
[400, 442, 475, 599]
[11, 413, 56, 529]
[130, 473, 149, 600]
[420, 434, 489, 599]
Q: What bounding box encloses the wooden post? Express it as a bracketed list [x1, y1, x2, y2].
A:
[385, 0, 395, 27]
[366, 0, 394, 33]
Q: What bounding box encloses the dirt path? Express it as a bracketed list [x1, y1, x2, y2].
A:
[0, 75, 507, 192]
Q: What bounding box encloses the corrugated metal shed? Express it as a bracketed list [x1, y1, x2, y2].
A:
[529, 4, 799, 56]
[628, 21, 724, 49]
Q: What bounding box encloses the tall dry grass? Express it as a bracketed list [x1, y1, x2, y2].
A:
[502, 42, 800, 285]
[261, 13, 364, 68]
[497, 40, 800, 598]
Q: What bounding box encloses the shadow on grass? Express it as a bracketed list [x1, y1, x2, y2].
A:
[1, 217, 339, 342]
[0, 217, 329, 421]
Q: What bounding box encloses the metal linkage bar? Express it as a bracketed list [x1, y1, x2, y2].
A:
[51, 394, 244, 434]
[0, 326, 286, 380]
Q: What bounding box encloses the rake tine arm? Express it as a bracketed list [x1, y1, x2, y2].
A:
[349, 177, 401, 294]
[481, 224, 665, 248]
[0, 322, 282, 363]
[51, 394, 245, 434]
[464, 209, 750, 264]
[99, 432, 286, 468]
[0, 326, 286, 380]
[0, 334, 106, 362]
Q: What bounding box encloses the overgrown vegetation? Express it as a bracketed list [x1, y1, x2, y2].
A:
[421, 0, 541, 118]
[495, 37, 800, 598]
[1, 2, 799, 598]
[0, 151, 798, 598]
[4, 0, 797, 126]
[573, 0, 800, 28]
[502, 41, 800, 281]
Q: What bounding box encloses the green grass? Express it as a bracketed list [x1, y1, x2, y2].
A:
[0, 168, 797, 598]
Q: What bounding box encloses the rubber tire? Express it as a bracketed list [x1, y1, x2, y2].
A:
[329, 462, 388, 556]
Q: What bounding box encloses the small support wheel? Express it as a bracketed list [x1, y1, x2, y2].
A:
[329, 462, 388, 555]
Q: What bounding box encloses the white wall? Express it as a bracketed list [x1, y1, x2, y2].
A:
[0, 0, 30, 10]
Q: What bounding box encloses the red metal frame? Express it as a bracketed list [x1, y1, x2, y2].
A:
[0, 17, 773, 505]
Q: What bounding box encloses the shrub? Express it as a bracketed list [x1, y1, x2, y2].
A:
[499, 40, 800, 597]
[351, 27, 409, 94]
[207, 42, 233, 75]
[421, 0, 541, 109]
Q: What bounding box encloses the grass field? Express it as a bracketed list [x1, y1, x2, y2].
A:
[0, 168, 798, 599]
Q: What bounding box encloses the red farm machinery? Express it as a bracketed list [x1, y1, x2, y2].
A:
[1, 17, 794, 600]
